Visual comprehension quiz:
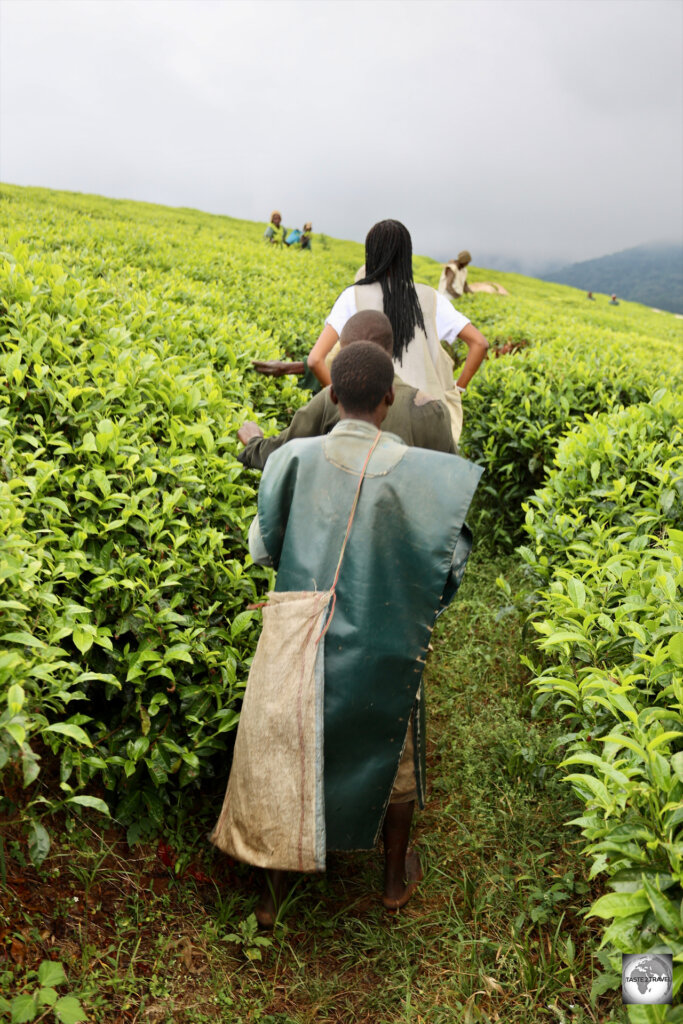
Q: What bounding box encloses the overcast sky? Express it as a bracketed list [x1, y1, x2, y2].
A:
[1, 0, 682, 269]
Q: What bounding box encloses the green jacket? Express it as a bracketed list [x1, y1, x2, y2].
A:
[253, 420, 481, 851]
[239, 376, 455, 471]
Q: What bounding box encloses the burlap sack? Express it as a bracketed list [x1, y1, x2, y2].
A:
[210, 589, 331, 872]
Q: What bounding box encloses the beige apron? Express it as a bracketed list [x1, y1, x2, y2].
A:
[437, 262, 468, 298]
[354, 282, 463, 444]
[210, 589, 330, 872]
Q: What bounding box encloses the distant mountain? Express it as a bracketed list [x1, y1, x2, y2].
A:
[472, 252, 553, 276]
[542, 242, 683, 314]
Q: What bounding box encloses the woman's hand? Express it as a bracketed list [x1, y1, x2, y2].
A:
[252, 360, 305, 377]
[307, 323, 339, 386]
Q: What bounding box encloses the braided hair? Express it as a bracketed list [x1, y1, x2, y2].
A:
[355, 220, 426, 365]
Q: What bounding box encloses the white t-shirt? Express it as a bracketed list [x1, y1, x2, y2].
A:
[325, 285, 470, 344]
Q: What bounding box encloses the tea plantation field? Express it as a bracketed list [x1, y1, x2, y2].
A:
[1, 183, 681, 1023]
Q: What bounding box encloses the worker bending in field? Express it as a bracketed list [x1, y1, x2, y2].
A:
[238, 310, 456, 470]
[211, 343, 482, 925]
[438, 251, 472, 299]
[263, 211, 287, 245]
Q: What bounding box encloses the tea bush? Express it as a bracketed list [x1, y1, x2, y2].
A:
[460, 340, 680, 549]
[519, 395, 683, 1012]
[0, 185, 361, 852]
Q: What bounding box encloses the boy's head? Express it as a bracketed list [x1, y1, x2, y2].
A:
[330, 342, 394, 423]
[339, 310, 393, 354]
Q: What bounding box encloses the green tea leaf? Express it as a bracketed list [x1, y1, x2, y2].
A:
[7, 684, 24, 714]
[72, 627, 94, 655]
[230, 610, 256, 637]
[4, 722, 26, 746]
[589, 890, 650, 919]
[566, 577, 586, 609]
[3, 631, 47, 649]
[669, 632, 683, 667]
[44, 723, 92, 746]
[641, 874, 682, 934]
[67, 795, 110, 815]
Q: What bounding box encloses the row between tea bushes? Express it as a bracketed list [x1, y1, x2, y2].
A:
[515, 393, 683, 1018]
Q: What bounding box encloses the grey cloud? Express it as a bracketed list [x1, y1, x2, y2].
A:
[1, 0, 681, 268]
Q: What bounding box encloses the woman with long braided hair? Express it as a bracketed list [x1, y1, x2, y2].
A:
[306, 220, 488, 443]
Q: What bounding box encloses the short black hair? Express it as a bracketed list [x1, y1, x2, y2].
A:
[339, 310, 393, 354]
[330, 342, 394, 415]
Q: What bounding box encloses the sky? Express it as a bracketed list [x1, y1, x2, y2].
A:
[1, 0, 682, 270]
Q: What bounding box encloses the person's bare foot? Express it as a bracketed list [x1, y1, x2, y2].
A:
[405, 847, 423, 884]
[383, 847, 423, 911]
[255, 869, 287, 928]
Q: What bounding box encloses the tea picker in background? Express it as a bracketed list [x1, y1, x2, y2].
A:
[438, 251, 472, 299]
[587, 291, 595, 300]
[211, 342, 482, 924]
[439, 250, 509, 297]
[305, 220, 489, 445]
[264, 211, 287, 245]
[285, 222, 313, 249]
[610, 294, 620, 305]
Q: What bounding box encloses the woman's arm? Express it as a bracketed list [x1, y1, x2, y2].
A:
[454, 323, 489, 390]
[307, 323, 339, 387]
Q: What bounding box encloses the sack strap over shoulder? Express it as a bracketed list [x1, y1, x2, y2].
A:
[317, 429, 382, 642]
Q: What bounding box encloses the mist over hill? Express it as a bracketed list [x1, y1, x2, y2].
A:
[539, 242, 683, 314]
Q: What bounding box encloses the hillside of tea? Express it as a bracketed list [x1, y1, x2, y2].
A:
[1, 184, 681, 1023]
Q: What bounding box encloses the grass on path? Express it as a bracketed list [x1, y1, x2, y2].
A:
[1, 544, 627, 1023]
